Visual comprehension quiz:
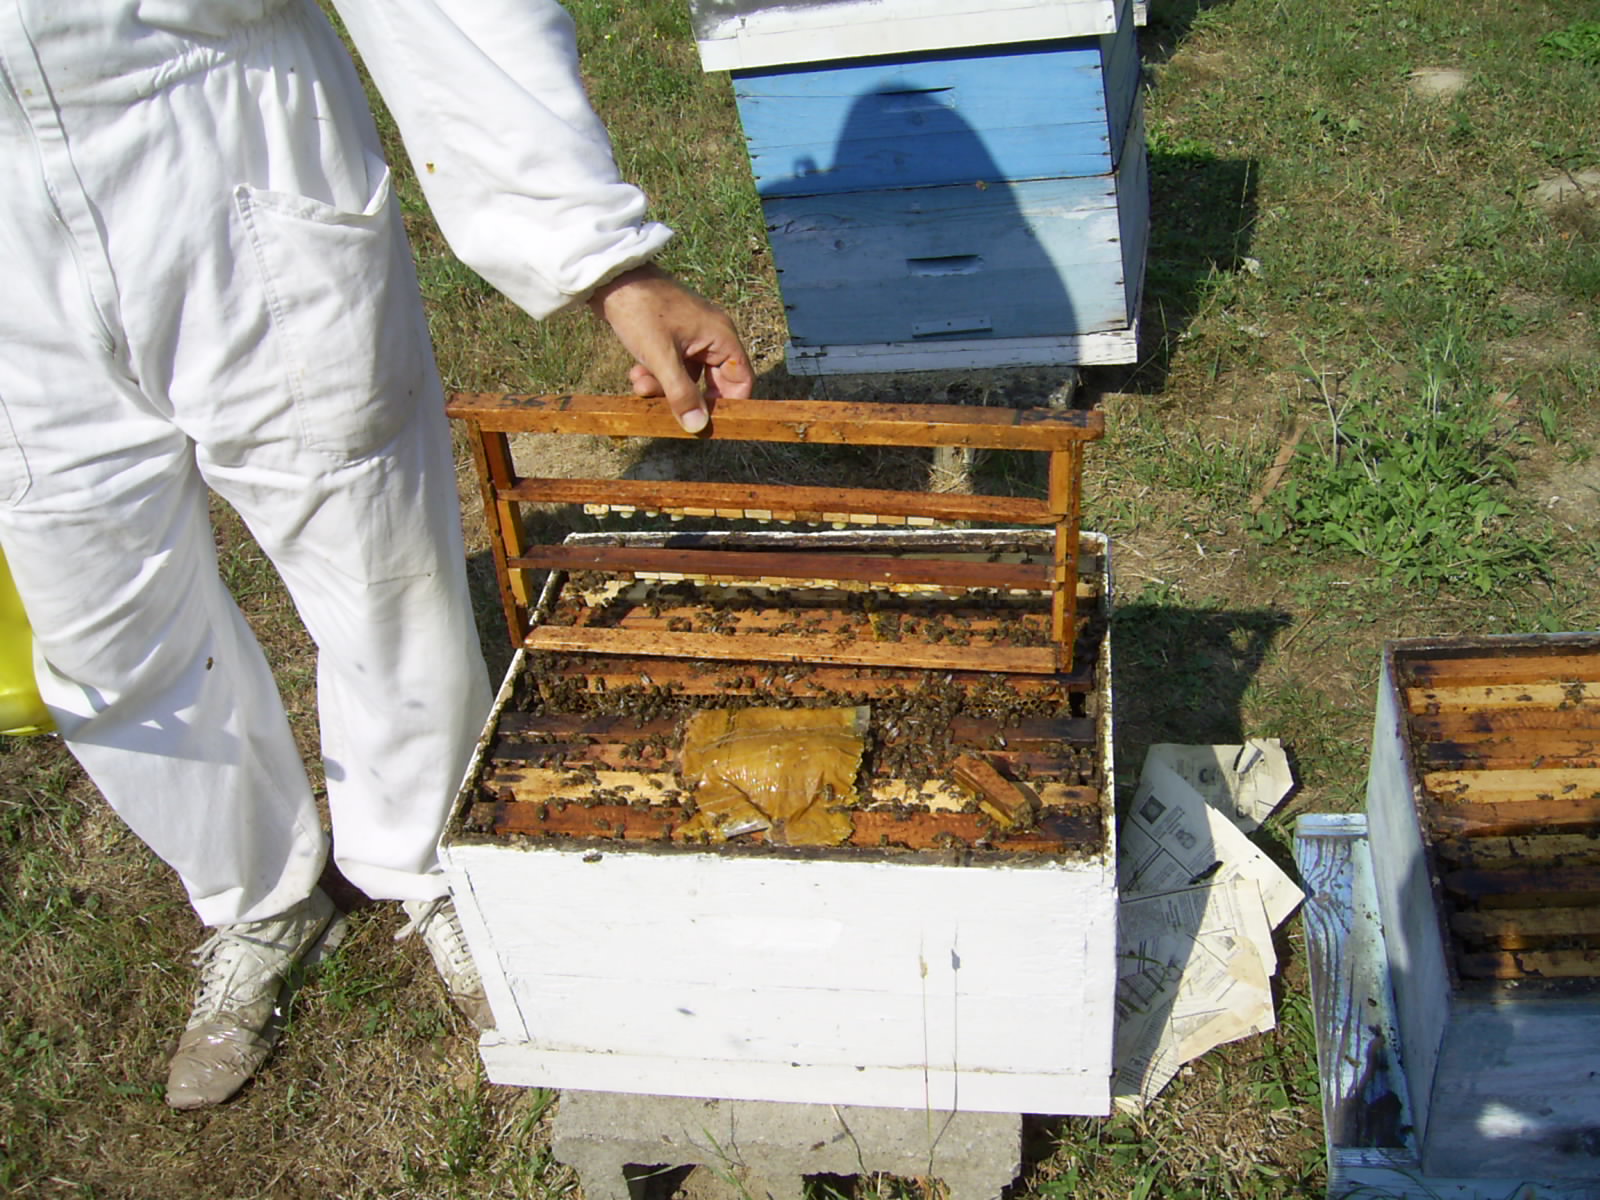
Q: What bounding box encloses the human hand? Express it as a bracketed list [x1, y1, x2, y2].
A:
[586, 264, 752, 432]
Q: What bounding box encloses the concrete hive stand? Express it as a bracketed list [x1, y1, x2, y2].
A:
[552, 1091, 1023, 1200]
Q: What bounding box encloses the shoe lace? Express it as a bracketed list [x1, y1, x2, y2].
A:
[395, 897, 477, 979]
[188, 929, 269, 1021]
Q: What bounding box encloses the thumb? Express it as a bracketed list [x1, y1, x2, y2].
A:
[647, 351, 710, 434]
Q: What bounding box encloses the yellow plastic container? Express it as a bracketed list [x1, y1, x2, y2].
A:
[0, 548, 52, 735]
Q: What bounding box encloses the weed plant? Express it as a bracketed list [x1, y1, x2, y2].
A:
[1255, 330, 1555, 594]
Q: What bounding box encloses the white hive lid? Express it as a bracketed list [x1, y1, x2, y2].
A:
[689, 0, 1125, 72]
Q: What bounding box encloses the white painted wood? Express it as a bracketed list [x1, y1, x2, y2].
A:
[1295, 813, 1413, 1160]
[1329, 1147, 1595, 1198]
[1425, 998, 1600, 1180]
[1363, 651, 1449, 1145]
[443, 532, 1116, 1114]
[480, 1037, 1111, 1115]
[692, 0, 1122, 72]
[1116, 104, 1151, 326]
[785, 327, 1139, 374]
[452, 844, 1116, 1109]
[446, 868, 529, 1042]
[1295, 812, 1600, 1200]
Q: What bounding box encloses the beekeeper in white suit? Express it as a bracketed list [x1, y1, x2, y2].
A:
[0, 0, 749, 1109]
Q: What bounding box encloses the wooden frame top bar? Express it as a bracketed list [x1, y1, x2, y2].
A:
[506, 477, 1054, 526]
[510, 544, 1051, 591]
[445, 392, 1104, 451]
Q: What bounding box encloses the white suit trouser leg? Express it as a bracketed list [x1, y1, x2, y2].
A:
[0, 2, 493, 926]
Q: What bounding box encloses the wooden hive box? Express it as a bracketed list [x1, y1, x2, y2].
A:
[690, 0, 1149, 374]
[438, 392, 1118, 1114]
[1366, 634, 1600, 1180]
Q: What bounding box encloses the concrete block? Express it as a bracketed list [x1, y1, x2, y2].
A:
[552, 1091, 1022, 1200]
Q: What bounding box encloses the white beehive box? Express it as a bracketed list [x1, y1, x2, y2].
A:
[689, 0, 1129, 72]
[439, 531, 1118, 1115]
[1365, 634, 1600, 1181]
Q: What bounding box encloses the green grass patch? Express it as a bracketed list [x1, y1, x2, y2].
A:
[1540, 19, 1600, 66]
[1255, 330, 1554, 594]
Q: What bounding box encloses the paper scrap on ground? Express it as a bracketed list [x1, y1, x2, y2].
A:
[1119, 760, 1303, 928]
[1113, 752, 1302, 1112]
[1143, 738, 1293, 833]
[1113, 879, 1278, 1112]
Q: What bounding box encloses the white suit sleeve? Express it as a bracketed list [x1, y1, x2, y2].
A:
[328, 0, 674, 318]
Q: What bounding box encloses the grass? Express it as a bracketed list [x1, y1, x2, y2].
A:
[1253, 328, 1555, 596]
[1, 0, 1598, 1196]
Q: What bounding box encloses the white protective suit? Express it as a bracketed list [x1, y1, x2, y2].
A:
[0, 0, 672, 925]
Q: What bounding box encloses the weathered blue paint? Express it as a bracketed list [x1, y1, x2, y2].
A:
[713, 0, 1146, 363]
[766, 175, 1135, 344]
[734, 9, 1139, 197]
[1115, 105, 1149, 326]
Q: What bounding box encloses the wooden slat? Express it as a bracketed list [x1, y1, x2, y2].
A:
[480, 764, 1089, 816]
[1451, 906, 1600, 949]
[495, 711, 1094, 748]
[1048, 439, 1082, 668]
[529, 655, 1094, 696]
[554, 530, 1100, 561]
[1432, 833, 1600, 868]
[1406, 683, 1600, 714]
[584, 603, 1056, 641]
[572, 587, 1097, 624]
[485, 742, 673, 769]
[445, 392, 1105, 451]
[489, 796, 1103, 851]
[1455, 948, 1600, 981]
[1410, 708, 1600, 738]
[496, 713, 674, 739]
[1441, 865, 1600, 903]
[1431, 797, 1600, 838]
[1424, 767, 1600, 805]
[1418, 730, 1600, 771]
[524, 625, 1061, 675]
[513, 545, 1049, 592]
[1425, 749, 1600, 772]
[469, 428, 533, 643]
[951, 753, 1037, 829]
[485, 736, 1080, 780]
[508, 477, 1052, 527]
[1403, 652, 1600, 688]
[950, 716, 1094, 746]
[481, 767, 679, 800]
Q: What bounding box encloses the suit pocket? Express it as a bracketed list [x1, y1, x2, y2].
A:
[234, 159, 432, 459]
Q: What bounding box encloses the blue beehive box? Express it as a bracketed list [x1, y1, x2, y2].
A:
[692, 0, 1148, 374]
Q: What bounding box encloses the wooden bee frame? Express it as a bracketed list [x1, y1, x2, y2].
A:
[445, 392, 1103, 674]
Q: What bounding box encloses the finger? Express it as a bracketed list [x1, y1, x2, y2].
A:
[628, 363, 659, 397]
[705, 353, 752, 400]
[643, 348, 710, 434]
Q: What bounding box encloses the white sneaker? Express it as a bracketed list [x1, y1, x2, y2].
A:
[396, 896, 494, 1030]
[165, 888, 344, 1110]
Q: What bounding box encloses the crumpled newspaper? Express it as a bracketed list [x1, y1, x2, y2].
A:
[1112, 745, 1302, 1113]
